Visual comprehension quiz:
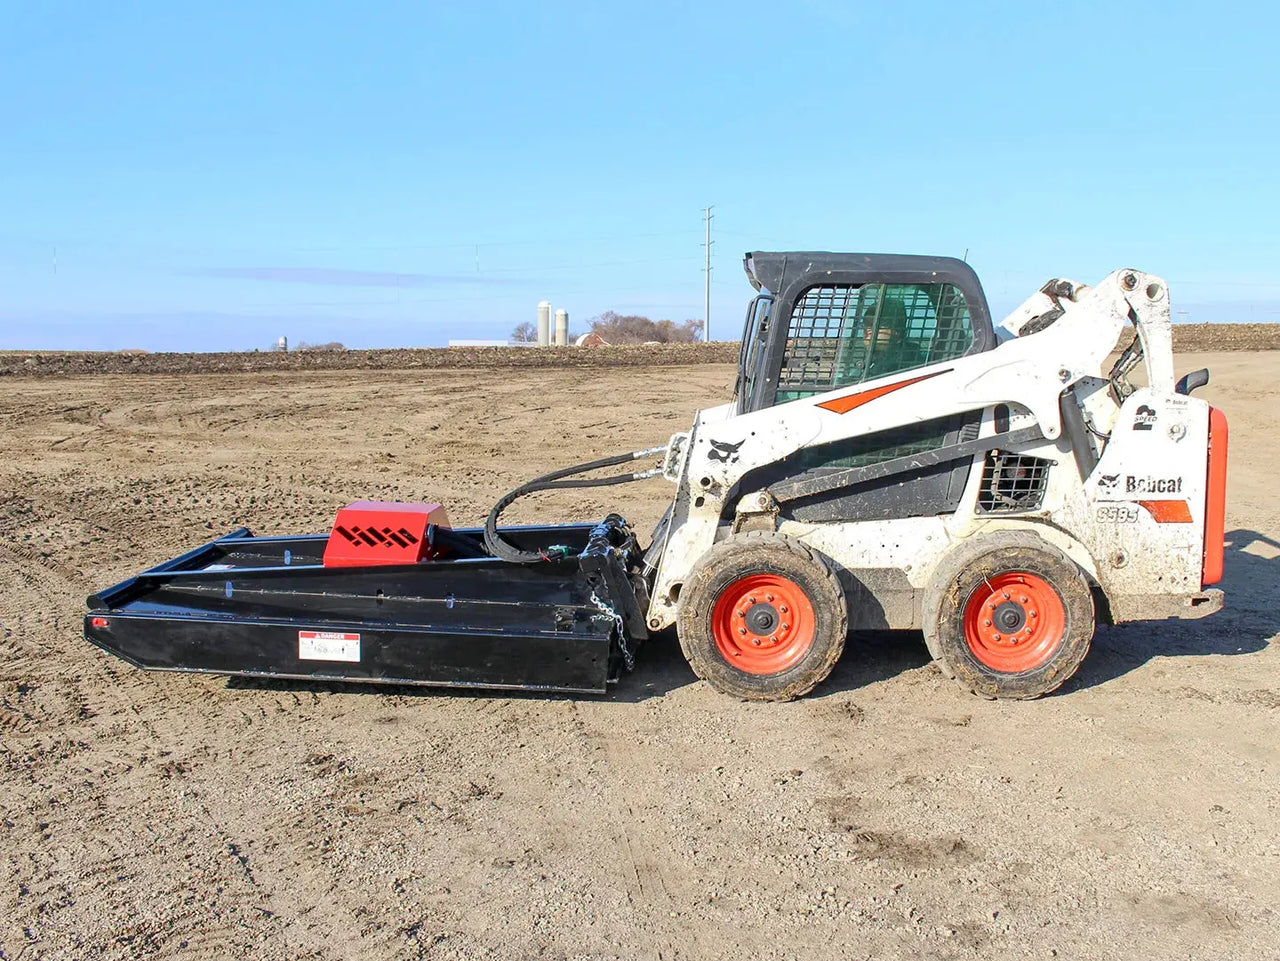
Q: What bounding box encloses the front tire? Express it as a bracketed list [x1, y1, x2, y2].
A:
[923, 534, 1095, 699]
[676, 532, 848, 701]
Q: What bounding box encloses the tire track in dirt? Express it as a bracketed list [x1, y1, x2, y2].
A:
[8, 806, 291, 960]
[0, 541, 82, 585]
[0, 515, 333, 959]
[6, 482, 150, 557]
[568, 700, 715, 961]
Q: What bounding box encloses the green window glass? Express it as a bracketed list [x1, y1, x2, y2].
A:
[775, 283, 973, 404]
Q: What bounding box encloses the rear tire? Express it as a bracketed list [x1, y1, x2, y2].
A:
[923, 534, 1095, 699]
[676, 532, 847, 701]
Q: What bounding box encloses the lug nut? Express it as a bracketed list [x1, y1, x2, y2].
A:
[739, 627, 747, 635]
[765, 594, 774, 602]
[780, 623, 789, 631]
[779, 605, 789, 614]
[751, 638, 761, 646]
[983, 619, 992, 627]
[1019, 595, 1028, 603]
[736, 609, 745, 618]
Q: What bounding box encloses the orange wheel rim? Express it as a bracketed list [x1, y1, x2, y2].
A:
[712, 574, 816, 675]
[962, 572, 1066, 673]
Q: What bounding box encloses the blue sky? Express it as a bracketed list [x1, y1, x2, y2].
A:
[1, 0, 1277, 351]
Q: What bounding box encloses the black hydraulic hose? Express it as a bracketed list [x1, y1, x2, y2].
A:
[483, 445, 667, 563]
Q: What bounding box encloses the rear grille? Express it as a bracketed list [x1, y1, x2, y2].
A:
[978, 452, 1053, 513]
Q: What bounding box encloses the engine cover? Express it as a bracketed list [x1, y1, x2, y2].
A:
[322, 501, 451, 567]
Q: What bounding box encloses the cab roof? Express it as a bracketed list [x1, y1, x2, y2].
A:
[743, 251, 984, 297]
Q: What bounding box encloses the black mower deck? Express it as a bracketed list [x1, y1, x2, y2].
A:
[84, 517, 648, 694]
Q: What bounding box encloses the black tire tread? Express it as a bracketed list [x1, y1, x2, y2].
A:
[922, 532, 1095, 700]
[676, 531, 848, 702]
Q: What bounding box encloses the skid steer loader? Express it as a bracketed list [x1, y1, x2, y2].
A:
[84, 252, 1228, 700]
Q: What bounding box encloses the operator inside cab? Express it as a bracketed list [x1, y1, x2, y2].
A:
[859, 289, 927, 379]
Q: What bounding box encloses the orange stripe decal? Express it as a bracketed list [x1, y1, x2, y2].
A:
[1138, 499, 1194, 523]
[816, 369, 951, 414]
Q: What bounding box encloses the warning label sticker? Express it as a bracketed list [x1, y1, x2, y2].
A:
[298, 630, 361, 663]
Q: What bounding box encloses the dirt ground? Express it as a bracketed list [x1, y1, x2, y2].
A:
[2, 353, 1278, 961]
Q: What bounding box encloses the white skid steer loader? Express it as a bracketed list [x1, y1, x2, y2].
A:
[85, 252, 1227, 703]
[638, 252, 1226, 699]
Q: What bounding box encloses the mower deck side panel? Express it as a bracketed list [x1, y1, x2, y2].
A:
[86, 614, 614, 694]
[84, 522, 633, 695]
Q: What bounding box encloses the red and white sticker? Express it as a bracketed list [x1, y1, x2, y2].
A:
[298, 630, 361, 663]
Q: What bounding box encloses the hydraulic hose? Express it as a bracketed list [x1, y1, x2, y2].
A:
[483, 445, 667, 563]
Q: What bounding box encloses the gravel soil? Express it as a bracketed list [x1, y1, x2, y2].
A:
[1, 352, 1277, 960]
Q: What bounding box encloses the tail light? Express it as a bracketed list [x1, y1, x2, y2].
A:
[1202, 407, 1228, 587]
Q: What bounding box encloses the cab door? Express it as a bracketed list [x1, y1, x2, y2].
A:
[742, 279, 989, 522]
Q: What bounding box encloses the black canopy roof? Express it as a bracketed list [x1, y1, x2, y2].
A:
[743, 251, 984, 298]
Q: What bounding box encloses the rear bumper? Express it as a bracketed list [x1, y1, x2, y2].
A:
[1108, 589, 1224, 623]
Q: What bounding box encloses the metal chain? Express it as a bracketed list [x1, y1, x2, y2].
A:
[589, 590, 633, 671]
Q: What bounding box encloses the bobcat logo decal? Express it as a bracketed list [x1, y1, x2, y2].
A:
[708, 439, 745, 464]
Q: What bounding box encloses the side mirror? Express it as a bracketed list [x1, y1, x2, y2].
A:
[1175, 368, 1210, 396]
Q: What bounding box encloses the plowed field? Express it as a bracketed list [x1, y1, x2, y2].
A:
[2, 353, 1278, 961]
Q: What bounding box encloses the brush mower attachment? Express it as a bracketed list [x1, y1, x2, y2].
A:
[84, 509, 648, 695]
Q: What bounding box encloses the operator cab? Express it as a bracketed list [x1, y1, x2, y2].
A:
[732, 252, 1001, 524]
[735, 251, 998, 415]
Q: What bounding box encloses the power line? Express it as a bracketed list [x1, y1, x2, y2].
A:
[703, 205, 714, 341]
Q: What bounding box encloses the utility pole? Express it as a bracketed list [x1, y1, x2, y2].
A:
[702, 205, 714, 341]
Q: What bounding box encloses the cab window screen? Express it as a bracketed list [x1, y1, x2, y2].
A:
[776, 282, 973, 403]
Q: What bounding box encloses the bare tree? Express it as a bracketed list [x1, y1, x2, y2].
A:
[588, 312, 704, 344]
[510, 322, 537, 343]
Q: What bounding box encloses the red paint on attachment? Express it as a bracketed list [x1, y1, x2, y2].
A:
[1138, 500, 1194, 524]
[1202, 407, 1229, 587]
[816, 369, 950, 415]
[322, 501, 451, 568]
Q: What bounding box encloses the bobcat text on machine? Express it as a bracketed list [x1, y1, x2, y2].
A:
[85, 252, 1228, 701]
